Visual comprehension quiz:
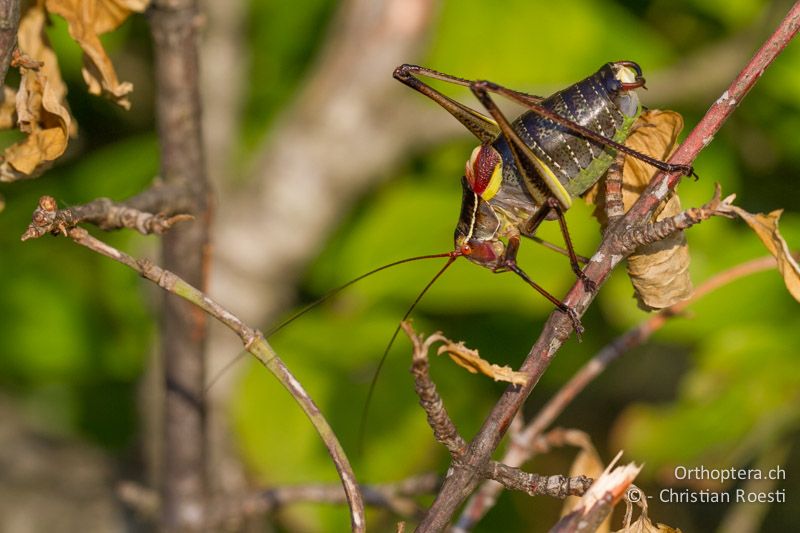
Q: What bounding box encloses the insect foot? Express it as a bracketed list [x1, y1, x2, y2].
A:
[575, 269, 597, 293]
[564, 307, 584, 341]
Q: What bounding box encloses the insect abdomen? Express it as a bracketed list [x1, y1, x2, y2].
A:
[513, 66, 639, 197]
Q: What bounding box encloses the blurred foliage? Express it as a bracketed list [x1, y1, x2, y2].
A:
[1, 0, 799, 531]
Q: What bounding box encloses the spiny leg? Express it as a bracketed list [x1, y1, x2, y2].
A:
[521, 198, 596, 292]
[545, 198, 597, 292]
[500, 235, 584, 338]
[473, 79, 696, 178]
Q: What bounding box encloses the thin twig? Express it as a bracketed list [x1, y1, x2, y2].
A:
[404, 322, 468, 458]
[20, 195, 192, 240]
[418, 6, 800, 530]
[120, 474, 440, 527]
[483, 462, 591, 500]
[44, 226, 366, 533]
[235, 474, 440, 523]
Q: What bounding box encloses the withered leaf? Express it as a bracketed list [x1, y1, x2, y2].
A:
[585, 110, 693, 311]
[44, 0, 151, 109]
[719, 205, 800, 302]
[0, 87, 16, 129]
[613, 515, 682, 533]
[435, 341, 527, 385]
[0, 5, 74, 181]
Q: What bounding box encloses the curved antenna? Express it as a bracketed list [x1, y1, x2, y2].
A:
[357, 254, 459, 453]
[204, 251, 456, 392]
[265, 252, 456, 337]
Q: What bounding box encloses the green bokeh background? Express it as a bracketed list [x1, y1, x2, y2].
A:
[1, 1, 799, 531]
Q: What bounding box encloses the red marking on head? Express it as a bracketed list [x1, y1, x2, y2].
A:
[465, 144, 500, 195]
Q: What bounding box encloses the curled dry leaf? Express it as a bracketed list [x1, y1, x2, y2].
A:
[585, 110, 693, 311]
[0, 86, 15, 129]
[613, 491, 682, 533]
[44, 0, 151, 109]
[435, 341, 527, 385]
[613, 516, 682, 533]
[0, 5, 74, 182]
[717, 204, 800, 302]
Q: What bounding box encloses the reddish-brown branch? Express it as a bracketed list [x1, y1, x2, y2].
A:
[418, 5, 800, 530]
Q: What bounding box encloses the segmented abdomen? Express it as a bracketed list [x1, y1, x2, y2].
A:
[512, 69, 628, 196]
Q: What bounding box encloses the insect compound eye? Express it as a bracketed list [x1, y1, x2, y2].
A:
[460, 243, 473, 256]
[604, 75, 623, 94]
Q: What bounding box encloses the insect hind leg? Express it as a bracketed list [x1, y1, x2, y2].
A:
[548, 199, 597, 292]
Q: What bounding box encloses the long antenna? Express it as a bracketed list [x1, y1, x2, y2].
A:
[265, 252, 456, 337]
[204, 251, 456, 392]
[357, 254, 459, 453]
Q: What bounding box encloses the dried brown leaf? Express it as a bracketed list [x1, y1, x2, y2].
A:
[585, 110, 693, 310]
[44, 0, 150, 109]
[435, 341, 527, 385]
[0, 5, 74, 181]
[721, 205, 800, 302]
[613, 515, 682, 533]
[0, 87, 16, 129]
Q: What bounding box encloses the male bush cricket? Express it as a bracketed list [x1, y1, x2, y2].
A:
[211, 62, 696, 425]
[391, 61, 695, 334]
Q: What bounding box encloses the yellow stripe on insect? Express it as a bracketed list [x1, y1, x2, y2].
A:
[526, 149, 572, 209]
[480, 160, 504, 201]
